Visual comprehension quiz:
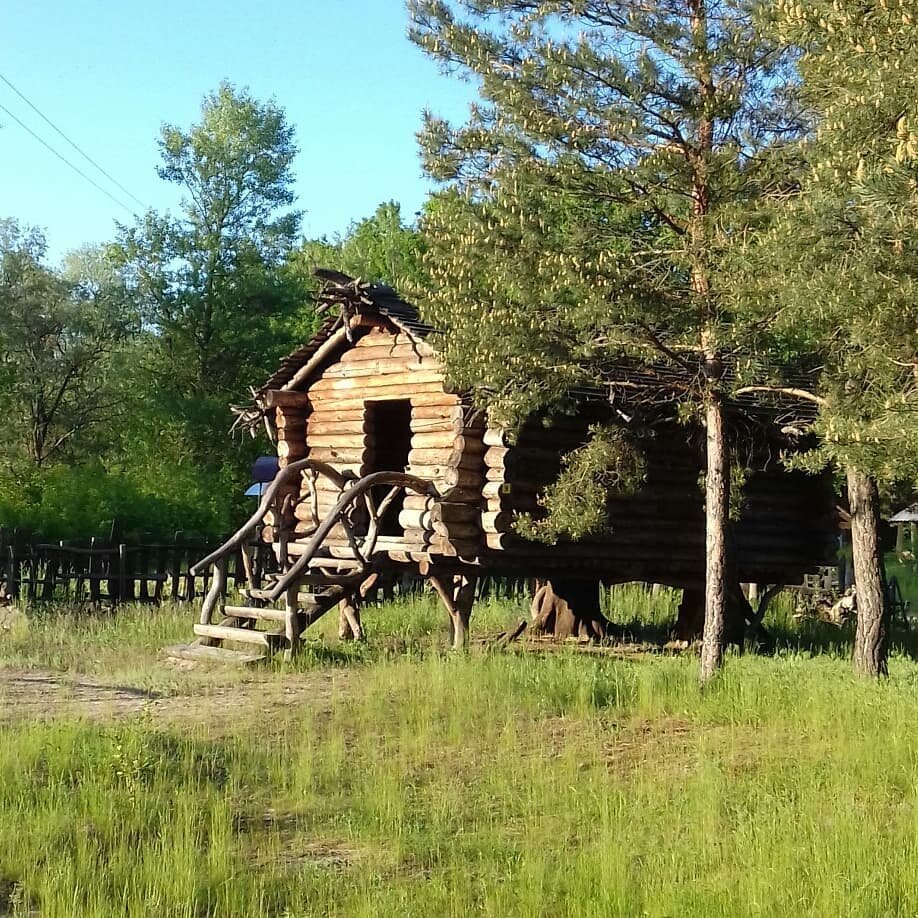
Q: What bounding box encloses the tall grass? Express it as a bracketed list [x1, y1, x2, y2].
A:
[3, 572, 918, 915]
[4, 651, 918, 916]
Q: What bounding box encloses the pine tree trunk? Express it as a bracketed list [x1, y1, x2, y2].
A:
[847, 469, 889, 677]
[699, 396, 729, 684]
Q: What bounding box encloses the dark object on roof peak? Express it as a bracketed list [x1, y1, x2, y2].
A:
[256, 269, 431, 394]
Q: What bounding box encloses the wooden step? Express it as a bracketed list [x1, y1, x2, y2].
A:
[308, 557, 365, 571]
[163, 643, 265, 665]
[224, 605, 288, 623]
[193, 623, 283, 646]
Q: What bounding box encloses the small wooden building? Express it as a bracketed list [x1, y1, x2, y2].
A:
[183, 274, 835, 660]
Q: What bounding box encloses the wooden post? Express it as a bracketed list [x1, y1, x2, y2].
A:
[41, 552, 58, 602]
[452, 573, 476, 649]
[26, 548, 37, 602]
[284, 584, 300, 661]
[170, 535, 181, 602]
[430, 571, 477, 650]
[117, 543, 127, 604]
[337, 594, 364, 642]
[199, 557, 227, 646]
[89, 538, 101, 604]
[4, 545, 16, 601]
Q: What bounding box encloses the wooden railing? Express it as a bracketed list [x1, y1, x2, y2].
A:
[264, 470, 438, 601]
[190, 461, 438, 604]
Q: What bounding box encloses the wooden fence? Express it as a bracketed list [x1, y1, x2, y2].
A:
[0, 528, 274, 605]
[0, 526, 534, 607]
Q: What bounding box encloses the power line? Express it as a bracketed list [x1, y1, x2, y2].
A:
[0, 99, 136, 215]
[0, 71, 149, 212]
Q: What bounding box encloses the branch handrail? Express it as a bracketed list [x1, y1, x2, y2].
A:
[189, 459, 350, 575]
[265, 472, 438, 602]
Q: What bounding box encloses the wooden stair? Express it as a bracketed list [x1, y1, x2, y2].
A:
[172, 579, 356, 665]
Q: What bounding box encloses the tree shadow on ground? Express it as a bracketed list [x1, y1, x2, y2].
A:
[609, 612, 918, 663]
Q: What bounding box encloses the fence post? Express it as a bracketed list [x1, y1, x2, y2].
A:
[170, 533, 181, 602]
[117, 543, 127, 604]
[5, 546, 17, 600]
[41, 549, 57, 601]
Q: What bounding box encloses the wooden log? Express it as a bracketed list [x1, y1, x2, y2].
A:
[412, 430, 463, 450]
[293, 502, 323, 523]
[483, 481, 515, 500]
[432, 521, 480, 540]
[405, 464, 453, 481]
[307, 407, 369, 423]
[437, 485, 485, 503]
[410, 416, 464, 435]
[311, 370, 445, 393]
[278, 440, 307, 460]
[406, 449, 479, 472]
[305, 453, 365, 470]
[340, 341, 437, 361]
[398, 509, 434, 531]
[408, 448, 457, 467]
[408, 466, 483, 489]
[401, 498, 481, 521]
[274, 412, 307, 431]
[308, 433, 372, 449]
[411, 404, 464, 422]
[263, 390, 310, 408]
[483, 428, 508, 447]
[307, 419, 368, 436]
[307, 388, 453, 409]
[481, 511, 514, 534]
[321, 359, 439, 378]
[483, 446, 510, 466]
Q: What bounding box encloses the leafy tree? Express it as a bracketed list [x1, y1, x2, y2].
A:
[0, 221, 134, 469]
[736, 0, 918, 676]
[290, 201, 427, 292]
[116, 83, 307, 454]
[408, 0, 802, 681]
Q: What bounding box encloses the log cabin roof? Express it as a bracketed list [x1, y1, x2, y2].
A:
[260, 272, 433, 393]
[257, 270, 819, 430]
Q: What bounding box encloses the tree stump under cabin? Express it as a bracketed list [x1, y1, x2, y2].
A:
[529, 578, 614, 642]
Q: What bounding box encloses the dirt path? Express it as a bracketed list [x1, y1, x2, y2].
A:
[0, 666, 353, 729]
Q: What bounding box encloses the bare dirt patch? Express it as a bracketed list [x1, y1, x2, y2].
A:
[0, 666, 353, 729]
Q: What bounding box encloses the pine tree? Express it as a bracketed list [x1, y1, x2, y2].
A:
[409, 0, 802, 682]
[738, 1, 918, 676]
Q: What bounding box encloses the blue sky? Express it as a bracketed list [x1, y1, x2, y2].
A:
[0, 0, 474, 261]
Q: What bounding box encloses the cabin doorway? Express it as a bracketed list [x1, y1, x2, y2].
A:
[364, 399, 412, 536]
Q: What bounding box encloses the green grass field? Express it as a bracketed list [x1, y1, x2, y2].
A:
[1, 568, 918, 917]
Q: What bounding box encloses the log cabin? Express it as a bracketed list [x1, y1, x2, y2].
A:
[176, 273, 836, 662]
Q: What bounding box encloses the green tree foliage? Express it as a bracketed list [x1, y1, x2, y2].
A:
[106, 84, 314, 536]
[514, 424, 646, 543]
[408, 0, 802, 680]
[289, 201, 426, 293]
[0, 222, 135, 469]
[742, 0, 918, 487]
[0, 223, 235, 539]
[116, 83, 307, 440]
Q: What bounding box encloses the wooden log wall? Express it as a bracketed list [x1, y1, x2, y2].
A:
[271, 323, 833, 585]
[480, 418, 835, 587]
[283, 324, 486, 561]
